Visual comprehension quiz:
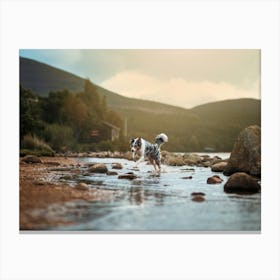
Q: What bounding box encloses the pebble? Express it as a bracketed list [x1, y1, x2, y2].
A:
[112, 163, 123, 169]
[182, 176, 193, 179]
[75, 183, 89, 191]
[191, 191, 206, 202]
[207, 175, 223, 184]
[118, 173, 137, 180]
[191, 192, 205, 196]
[191, 195, 205, 202]
[45, 161, 61, 166]
[107, 171, 118, 176]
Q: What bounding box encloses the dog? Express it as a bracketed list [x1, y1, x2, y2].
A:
[130, 133, 168, 173]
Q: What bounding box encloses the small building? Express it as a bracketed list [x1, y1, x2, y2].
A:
[102, 121, 120, 141]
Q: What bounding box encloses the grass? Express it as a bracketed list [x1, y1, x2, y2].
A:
[21, 134, 55, 156]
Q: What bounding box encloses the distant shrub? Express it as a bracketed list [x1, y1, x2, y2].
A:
[97, 140, 114, 152]
[22, 134, 53, 151]
[20, 148, 54, 157]
[45, 124, 74, 152]
[111, 136, 128, 152]
[73, 143, 98, 152]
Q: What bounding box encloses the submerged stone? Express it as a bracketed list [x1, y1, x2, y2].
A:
[182, 176, 193, 179]
[88, 164, 108, 173]
[191, 192, 205, 196]
[118, 173, 137, 180]
[107, 171, 118, 176]
[112, 163, 123, 169]
[191, 195, 205, 202]
[211, 162, 228, 172]
[207, 175, 223, 184]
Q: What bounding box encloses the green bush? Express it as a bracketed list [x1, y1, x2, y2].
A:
[45, 124, 74, 152]
[111, 137, 128, 152]
[97, 140, 114, 152]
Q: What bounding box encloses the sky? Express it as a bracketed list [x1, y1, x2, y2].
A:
[19, 49, 260, 109]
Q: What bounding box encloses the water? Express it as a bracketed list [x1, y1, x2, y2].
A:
[56, 154, 261, 231]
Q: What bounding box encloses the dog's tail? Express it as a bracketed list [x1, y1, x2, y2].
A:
[155, 133, 168, 146]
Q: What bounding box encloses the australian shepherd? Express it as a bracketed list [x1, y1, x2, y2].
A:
[130, 133, 168, 173]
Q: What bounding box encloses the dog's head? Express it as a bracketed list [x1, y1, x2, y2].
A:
[130, 137, 142, 159]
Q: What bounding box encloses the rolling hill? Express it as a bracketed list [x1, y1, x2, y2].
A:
[20, 57, 187, 115]
[20, 56, 261, 152]
[20, 57, 85, 96]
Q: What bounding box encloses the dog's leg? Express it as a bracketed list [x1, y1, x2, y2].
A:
[135, 140, 145, 167]
[155, 159, 161, 174]
[150, 159, 158, 174]
[135, 156, 145, 166]
[148, 158, 160, 176]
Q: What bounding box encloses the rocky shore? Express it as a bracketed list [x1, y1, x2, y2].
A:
[54, 150, 228, 167]
[20, 152, 227, 229]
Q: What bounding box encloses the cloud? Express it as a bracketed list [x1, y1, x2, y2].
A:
[95, 49, 260, 88]
[101, 70, 260, 108]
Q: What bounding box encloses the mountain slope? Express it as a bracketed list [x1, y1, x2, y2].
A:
[20, 57, 85, 96]
[191, 98, 260, 127]
[20, 57, 187, 115]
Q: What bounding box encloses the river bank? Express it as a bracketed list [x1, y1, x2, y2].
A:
[20, 152, 261, 231]
[20, 157, 122, 229]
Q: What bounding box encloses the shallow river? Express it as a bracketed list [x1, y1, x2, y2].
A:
[56, 153, 261, 232]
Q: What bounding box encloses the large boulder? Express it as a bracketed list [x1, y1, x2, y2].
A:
[224, 172, 260, 194]
[223, 125, 261, 177]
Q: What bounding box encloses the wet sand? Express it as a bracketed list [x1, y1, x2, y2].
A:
[20, 157, 118, 230]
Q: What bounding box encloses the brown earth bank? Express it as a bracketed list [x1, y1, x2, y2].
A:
[20, 153, 223, 230]
[20, 156, 120, 230]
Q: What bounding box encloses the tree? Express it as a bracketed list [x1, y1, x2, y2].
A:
[20, 85, 44, 140]
[41, 90, 70, 124]
[63, 94, 88, 141]
[105, 110, 123, 129]
[82, 79, 103, 119]
[45, 124, 74, 152]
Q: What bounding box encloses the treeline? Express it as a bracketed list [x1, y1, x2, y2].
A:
[20, 80, 127, 155]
